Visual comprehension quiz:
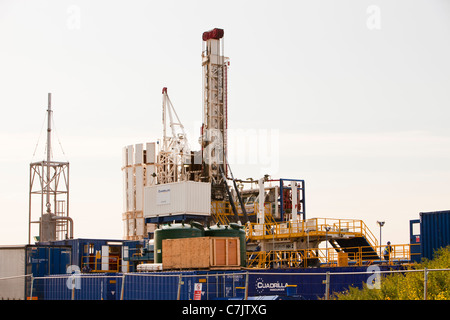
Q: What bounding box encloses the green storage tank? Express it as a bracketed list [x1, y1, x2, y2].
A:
[154, 221, 204, 263]
[205, 222, 247, 267]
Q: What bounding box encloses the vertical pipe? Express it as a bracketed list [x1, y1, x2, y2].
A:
[380, 226, 382, 262]
[177, 274, 182, 300]
[120, 274, 126, 300]
[325, 271, 330, 300]
[66, 164, 70, 237]
[291, 182, 298, 221]
[423, 268, 428, 300]
[29, 275, 34, 300]
[46, 93, 52, 212]
[28, 165, 32, 244]
[258, 178, 265, 224]
[71, 281, 75, 300]
[302, 180, 306, 220]
[244, 272, 249, 300]
[279, 180, 284, 221]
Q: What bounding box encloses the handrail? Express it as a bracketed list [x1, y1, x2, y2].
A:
[81, 255, 121, 273]
[246, 243, 420, 269]
[246, 218, 379, 248]
[211, 201, 275, 226]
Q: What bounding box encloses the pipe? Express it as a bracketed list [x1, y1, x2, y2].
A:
[46, 93, 52, 212]
[52, 216, 74, 239]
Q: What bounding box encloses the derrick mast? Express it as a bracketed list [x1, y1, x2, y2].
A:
[201, 28, 229, 201]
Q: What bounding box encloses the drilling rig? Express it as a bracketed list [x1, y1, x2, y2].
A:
[199, 28, 229, 201]
[124, 28, 257, 240]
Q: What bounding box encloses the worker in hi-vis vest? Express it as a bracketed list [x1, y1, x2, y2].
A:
[383, 241, 392, 261]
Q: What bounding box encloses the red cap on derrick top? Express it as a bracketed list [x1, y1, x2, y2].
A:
[202, 28, 224, 41]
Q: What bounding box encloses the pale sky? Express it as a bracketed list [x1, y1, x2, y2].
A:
[1, 0, 449, 246]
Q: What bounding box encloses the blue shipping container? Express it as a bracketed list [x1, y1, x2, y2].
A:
[420, 210, 450, 260]
[49, 238, 124, 270]
[38, 266, 402, 300]
[26, 245, 72, 300]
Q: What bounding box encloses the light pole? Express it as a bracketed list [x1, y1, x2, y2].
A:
[377, 221, 385, 262]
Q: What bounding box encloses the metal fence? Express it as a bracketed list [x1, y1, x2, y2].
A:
[6, 267, 446, 300]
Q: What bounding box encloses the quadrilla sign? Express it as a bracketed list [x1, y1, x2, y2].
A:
[255, 277, 289, 294]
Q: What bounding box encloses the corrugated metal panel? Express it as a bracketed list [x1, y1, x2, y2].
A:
[122, 146, 127, 167]
[134, 143, 143, 165]
[135, 166, 144, 211]
[0, 245, 72, 300]
[127, 167, 134, 211]
[126, 145, 133, 166]
[144, 181, 211, 218]
[122, 168, 127, 212]
[146, 142, 156, 164]
[420, 210, 450, 260]
[0, 246, 26, 299]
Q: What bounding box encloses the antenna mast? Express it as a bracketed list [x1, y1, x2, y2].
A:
[28, 93, 73, 243]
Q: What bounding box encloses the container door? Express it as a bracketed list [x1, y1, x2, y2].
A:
[409, 219, 421, 263]
[101, 245, 109, 271]
[122, 246, 129, 272]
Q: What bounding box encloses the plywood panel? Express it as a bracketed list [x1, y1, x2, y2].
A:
[213, 238, 226, 266]
[227, 239, 238, 266]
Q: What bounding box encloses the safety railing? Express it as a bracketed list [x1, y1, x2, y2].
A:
[246, 243, 420, 269]
[246, 218, 378, 248]
[211, 201, 274, 226]
[81, 255, 121, 273]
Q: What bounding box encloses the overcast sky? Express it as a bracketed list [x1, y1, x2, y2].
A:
[0, 0, 449, 246]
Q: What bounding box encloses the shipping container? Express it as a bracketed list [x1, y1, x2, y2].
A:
[0, 245, 71, 300]
[48, 238, 124, 272]
[420, 210, 450, 260]
[143, 181, 211, 219]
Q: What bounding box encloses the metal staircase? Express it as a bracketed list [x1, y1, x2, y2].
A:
[329, 237, 380, 261]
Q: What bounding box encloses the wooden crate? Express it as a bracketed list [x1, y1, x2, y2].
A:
[162, 237, 241, 270]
